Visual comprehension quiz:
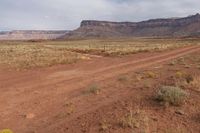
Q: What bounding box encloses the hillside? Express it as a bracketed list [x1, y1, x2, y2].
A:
[62, 13, 200, 39]
[0, 30, 68, 40]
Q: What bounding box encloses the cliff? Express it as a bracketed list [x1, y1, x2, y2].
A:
[62, 13, 200, 39]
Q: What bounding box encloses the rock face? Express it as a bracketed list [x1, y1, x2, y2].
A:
[0, 30, 68, 40]
[63, 13, 200, 39]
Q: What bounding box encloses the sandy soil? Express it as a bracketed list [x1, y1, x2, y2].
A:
[0, 45, 200, 133]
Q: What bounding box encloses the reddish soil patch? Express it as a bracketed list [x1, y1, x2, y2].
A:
[0, 45, 200, 133]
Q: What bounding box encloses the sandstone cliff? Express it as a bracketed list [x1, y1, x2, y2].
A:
[63, 13, 200, 39]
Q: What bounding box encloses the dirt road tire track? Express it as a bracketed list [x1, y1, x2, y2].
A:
[40, 45, 200, 132]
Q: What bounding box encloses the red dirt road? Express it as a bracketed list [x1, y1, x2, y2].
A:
[0, 45, 200, 133]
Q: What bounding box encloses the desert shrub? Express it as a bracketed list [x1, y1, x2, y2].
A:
[185, 76, 200, 92]
[119, 110, 137, 129]
[185, 74, 194, 83]
[156, 86, 188, 106]
[175, 71, 184, 78]
[99, 120, 110, 131]
[118, 109, 149, 130]
[145, 71, 157, 78]
[84, 84, 101, 95]
[0, 129, 13, 133]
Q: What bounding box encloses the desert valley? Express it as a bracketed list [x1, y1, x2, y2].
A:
[0, 12, 200, 133]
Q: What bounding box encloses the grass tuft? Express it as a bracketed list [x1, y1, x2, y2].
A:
[99, 120, 110, 131]
[175, 71, 184, 78]
[145, 71, 157, 78]
[119, 110, 138, 129]
[83, 84, 101, 95]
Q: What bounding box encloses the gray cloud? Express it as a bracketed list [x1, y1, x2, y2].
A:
[0, 0, 200, 30]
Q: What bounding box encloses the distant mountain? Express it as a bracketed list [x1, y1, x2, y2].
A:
[62, 13, 200, 39]
[0, 30, 68, 40]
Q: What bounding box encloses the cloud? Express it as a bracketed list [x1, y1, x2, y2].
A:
[0, 0, 200, 30]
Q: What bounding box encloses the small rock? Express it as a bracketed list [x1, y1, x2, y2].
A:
[26, 113, 35, 119]
[151, 117, 158, 121]
[175, 110, 185, 115]
[134, 122, 140, 128]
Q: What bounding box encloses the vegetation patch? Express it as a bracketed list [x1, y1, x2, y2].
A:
[185, 74, 194, 84]
[0, 44, 82, 69]
[156, 86, 188, 106]
[119, 110, 139, 129]
[184, 76, 200, 92]
[144, 71, 157, 79]
[0, 129, 13, 133]
[83, 84, 101, 95]
[118, 109, 148, 129]
[99, 120, 110, 131]
[0, 38, 194, 69]
[175, 71, 185, 79]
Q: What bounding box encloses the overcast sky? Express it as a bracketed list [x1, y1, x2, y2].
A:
[0, 0, 200, 31]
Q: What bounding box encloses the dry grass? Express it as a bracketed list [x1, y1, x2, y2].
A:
[0, 44, 83, 69]
[182, 76, 200, 92]
[175, 71, 185, 79]
[0, 129, 13, 133]
[45, 38, 193, 56]
[164, 127, 187, 133]
[119, 109, 139, 129]
[119, 109, 149, 131]
[83, 84, 101, 95]
[188, 76, 200, 91]
[0, 38, 198, 69]
[144, 71, 157, 78]
[99, 120, 110, 131]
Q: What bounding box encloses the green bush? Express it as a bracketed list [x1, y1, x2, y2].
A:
[156, 86, 187, 106]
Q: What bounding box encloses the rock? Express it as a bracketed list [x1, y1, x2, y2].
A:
[25, 113, 35, 119]
[62, 13, 200, 39]
[134, 122, 140, 128]
[175, 110, 185, 115]
[151, 117, 158, 121]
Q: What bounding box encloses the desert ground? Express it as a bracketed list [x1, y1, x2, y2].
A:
[0, 38, 200, 133]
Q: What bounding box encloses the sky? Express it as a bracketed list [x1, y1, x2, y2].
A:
[0, 0, 200, 31]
